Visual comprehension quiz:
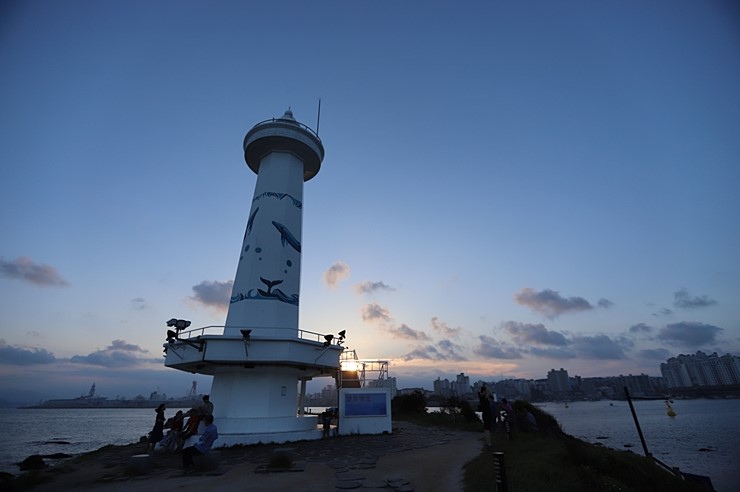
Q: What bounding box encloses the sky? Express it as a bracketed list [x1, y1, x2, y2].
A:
[1, 0, 739, 403]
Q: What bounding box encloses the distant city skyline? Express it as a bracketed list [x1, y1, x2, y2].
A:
[1, 1, 738, 403]
[415, 349, 740, 390]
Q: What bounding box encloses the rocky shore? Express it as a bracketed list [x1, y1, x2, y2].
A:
[5, 421, 481, 491]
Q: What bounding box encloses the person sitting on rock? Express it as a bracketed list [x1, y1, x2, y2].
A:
[161, 410, 184, 452]
[177, 408, 200, 451]
[182, 414, 218, 472]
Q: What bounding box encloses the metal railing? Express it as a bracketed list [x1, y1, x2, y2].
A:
[338, 350, 390, 388]
[176, 325, 338, 345]
[251, 117, 322, 141]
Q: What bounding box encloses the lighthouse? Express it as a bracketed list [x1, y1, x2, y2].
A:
[164, 110, 343, 445]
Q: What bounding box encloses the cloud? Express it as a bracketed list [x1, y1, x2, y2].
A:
[529, 347, 577, 359]
[354, 281, 394, 295]
[69, 339, 154, 368]
[597, 298, 614, 308]
[131, 297, 147, 310]
[388, 323, 431, 341]
[360, 304, 432, 343]
[653, 307, 673, 317]
[190, 280, 233, 310]
[629, 323, 653, 334]
[323, 261, 350, 289]
[360, 303, 392, 323]
[514, 288, 595, 318]
[430, 317, 463, 339]
[673, 288, 718, 310]
[403, 345, 448, 361]
[657, 322, 723, 347]
[0, 339, 56, 365]
[638, 348, 671, 360]
[108, 340, 148, 352]
[502, 321, 568, 346]
[437, 339, 467, 361]
[402, 340, 465, 361]
[0, 256, 69, 287]
[473, 335, 522, 359]
[570, 335, 627, 359]
[615, 335, 635, 349]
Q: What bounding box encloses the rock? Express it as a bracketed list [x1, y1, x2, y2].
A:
[127, 454, 153, 475]
[193, 450, 221, 471]
[43, 453, 73, 459]
[1, 471, 16, 485]
[268, 448, 297, 469]
[17, 455, 47, 471]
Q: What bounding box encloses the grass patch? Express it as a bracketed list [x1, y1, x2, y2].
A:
[394, 409, 482, 433]
[463, 402, 709, 492]
[396, 398, 710, 492]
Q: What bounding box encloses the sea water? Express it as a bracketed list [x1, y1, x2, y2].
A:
[1, 400, 738, 491]
[0, 407, 192, 476]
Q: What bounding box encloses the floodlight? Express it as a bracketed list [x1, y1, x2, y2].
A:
[323, 334, 334, 347]
[166, 318, 178, 327]
[240, 329, 252, 340]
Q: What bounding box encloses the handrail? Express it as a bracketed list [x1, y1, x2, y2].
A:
[176, 325, 340, 345]
[251, 117, 322, 141]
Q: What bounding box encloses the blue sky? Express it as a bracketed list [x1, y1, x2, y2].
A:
[1, 1, 738, 403]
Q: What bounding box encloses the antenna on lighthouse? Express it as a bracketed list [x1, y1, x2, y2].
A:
[316, 98, 321, 135]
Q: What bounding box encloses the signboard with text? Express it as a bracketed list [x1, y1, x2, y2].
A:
[344, 392, 387, 417]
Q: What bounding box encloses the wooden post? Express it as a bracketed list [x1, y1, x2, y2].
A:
[493, 451, 508, 492]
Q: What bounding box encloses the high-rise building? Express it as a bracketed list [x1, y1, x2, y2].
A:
[455, 373, 471, 396]
[547, 368, 570, 395]
[660, 351, 740, 388]
[433, 377, 452, 398]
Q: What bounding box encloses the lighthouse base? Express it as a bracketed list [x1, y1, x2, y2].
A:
[215, 422, 323, 447]
[207, 366, 328, 447]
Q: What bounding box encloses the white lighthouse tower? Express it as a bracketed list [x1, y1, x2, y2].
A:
[164, 110, 343, 445]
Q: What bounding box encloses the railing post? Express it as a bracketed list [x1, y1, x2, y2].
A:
[493, 451, 508, 492]
[624, 386, 651, 458]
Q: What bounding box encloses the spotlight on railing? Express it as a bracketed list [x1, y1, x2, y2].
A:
[167, 318, 191, 330]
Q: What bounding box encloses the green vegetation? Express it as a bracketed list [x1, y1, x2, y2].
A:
[392, 395, 710, 492]
[392, 392, 481, 432]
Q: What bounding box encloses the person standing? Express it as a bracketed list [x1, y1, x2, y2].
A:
[479, 386, 492, 447]
[200, 395, 214, 417]
[490, 396, 501, 431]
[182, 414, 218, 472]
[500, 398, 514, 439]
[148, 403, 166, 451]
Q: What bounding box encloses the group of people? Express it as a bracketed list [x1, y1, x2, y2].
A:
[478, 385, 514, 447]
[146, 395, 218, 471]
